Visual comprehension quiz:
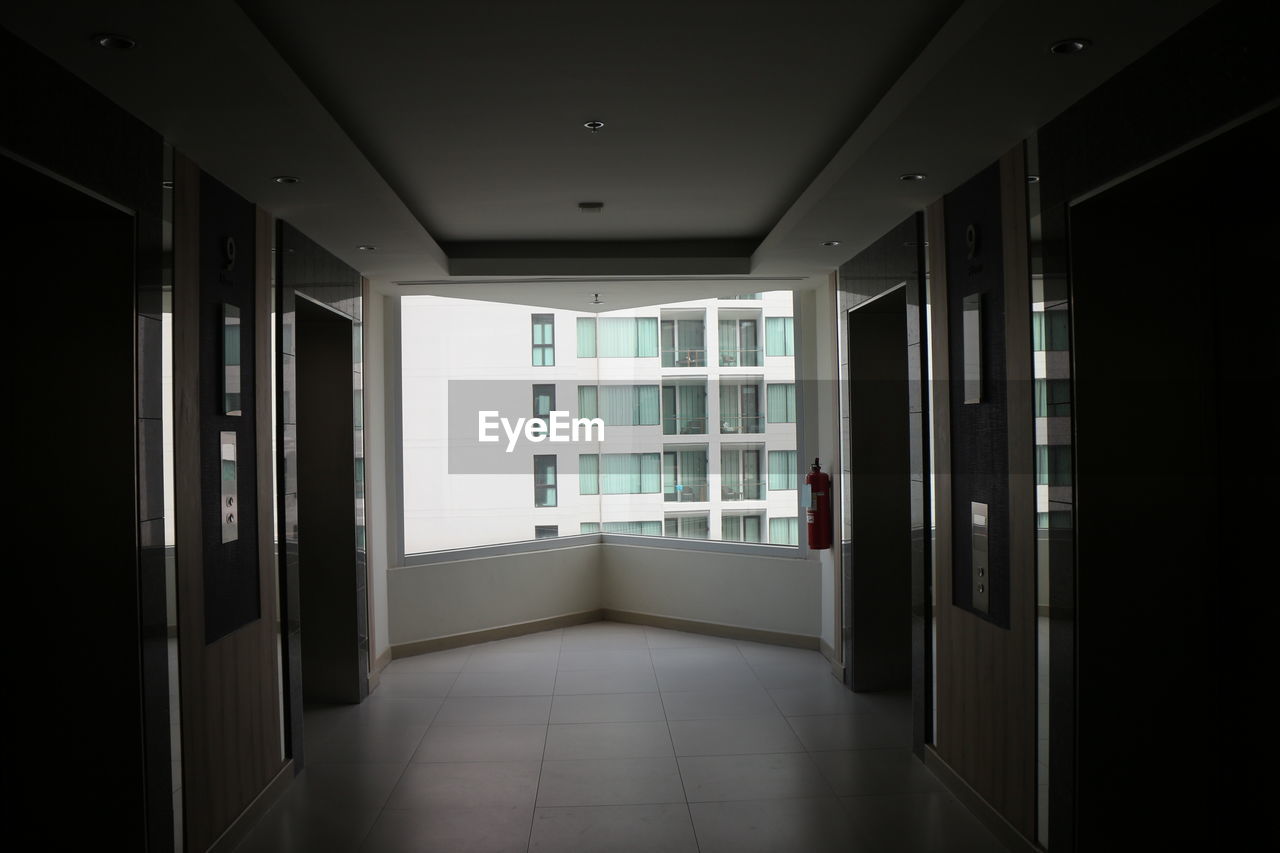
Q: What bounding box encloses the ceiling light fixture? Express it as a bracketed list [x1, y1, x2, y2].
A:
[578, 201, 604, 213]
[161, 180, 174, 190]
[899, 173, 927, 182]
[591, 293, 603, 305]
[357, 245, 377, 251]
[820, 241, 841, 247]
[272, 175, 300, 184]
[1049, 38, 1091, 56]
[583, 120, 605, 133]
[1027, 174, 1042, 184]
[93, 33, 136, 50]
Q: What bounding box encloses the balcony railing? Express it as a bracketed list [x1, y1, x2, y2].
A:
[719, 348, 762, 367]
[662, 348, 706, 368]
[665, 483, 710, 502]
[721, 480, 765, 501]
[662, 416, 707, 435]
[720, 415, 763, 434]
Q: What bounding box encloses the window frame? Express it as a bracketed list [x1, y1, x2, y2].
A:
[533, 454, 558, 507]
[531, 313, 555, 366]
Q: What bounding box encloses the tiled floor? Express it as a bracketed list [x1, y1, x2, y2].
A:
[233, 621, 1008, 852]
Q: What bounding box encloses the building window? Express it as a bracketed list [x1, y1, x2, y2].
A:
[533, 384, 556, 418]
[721, 446, 764, 501]
[1036, 445, 1072, 487]
[768, 450, 798, 491]
[578, 453, 661, 495]
[662, 383, 707, 435]
[532, 314, 555, 365]
[587, 520, 663, 536]
[719, 382, 762, 434]
[765, 317, 794, 356]
[664, 514, 710, 539]
[534, 454, 557, 506]
[535, 525, 559, 539]
[576, 317, 597, 358]
[722, 513, 763, 543]
[719, 293, 762, 301]
[1034, 378, 1071, 417]
[579, 384, 660, 425]
[593, 317, 660, 358]
[718, 318, 760, 367]
[1033, 309, 1069, 352]
[1036, 510, 1073, 529]
[769, 516, 798, 545]
[766, 383, 796, 423]
[664, 448, 709, 502]
[661, 317, 706, 367]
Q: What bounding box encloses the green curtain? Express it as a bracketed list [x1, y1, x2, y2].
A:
[636, 317, 658, 357]
[599, 453, 660, 494]
[599, 317, 638, 357]
[666, 515, 709, 539]
[601, 385, 633, 425]
[676, 319, 705, 364]
[1033, 311, 1070, 352]
[740, 320, 759, 366]
[767, 383, 795, 422]
[578, 385, 598, 419]
[579, 453, 599, 495]
[743, 515, 762, 543]
[1034, 378, 1071, 417]
[721, 448, 742, 498]
[768, 450, 797, 490]
[765, 317, 794, 356]
[743, 449, 762, 499]
[1036, 444, 1072, 486]
[640, 453, 661, 492]
[577, 317, 597, 357]
[677, 385, 705, 432]
[769, 517, 798, 545]
[580, 522, 601, 534]
[636, 385, 659, 424]
[722, 515, 742, 541]
[603, 520, 661, 536]
[720, 384, 739, 431]
[718, 320, 737, 366]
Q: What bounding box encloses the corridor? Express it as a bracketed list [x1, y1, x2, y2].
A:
[234, 621, 1006, 852]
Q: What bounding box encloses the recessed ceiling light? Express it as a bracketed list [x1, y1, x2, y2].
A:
[578, 201, 604, 213]
[1027, 174, 1041, 184]
[161, 180, 174, 190]
[93, 33, 136, 50]
[583, 120, 605, 132]
[899, 173, 927, 182]
[1049, 38, 1091, 56]
[820, 241, 841, 247]
[357, 245, 377, 251]
[591, 293, 603, 305]
[272, 175, 300, 184]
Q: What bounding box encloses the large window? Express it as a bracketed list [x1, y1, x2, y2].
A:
[721, 446, 764, 501]
[1034, 378, 1071, 417]
[769, 517, 798, 545]
[765, 317, 794, 356]
[661, 317, 706, 367]
[534, 455, 557, 506]
[664, 514, 710, 539]
[579, 317, 659, 358]
[719, 382, 762, 434]
[766, 383, 796, 423]
[662, 383, 707, 435]
[722, 513, 763, 543]
[1036, 445, 1072, 487]
[532, 314, 555, 365]
[578, 453, 661, 495]
[1033, 309, 1069, 352]
[581, 520, 663, 535]
[664, 448, 709, 502]
[718, 318, 760, 367]
[768, 450, 798, 491]
[579, 384, 660, 426]
[533, 384, 555, 418]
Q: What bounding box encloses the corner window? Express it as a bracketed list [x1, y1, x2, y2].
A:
[532, 314, 555, 366]
[576, 317, 597, 358]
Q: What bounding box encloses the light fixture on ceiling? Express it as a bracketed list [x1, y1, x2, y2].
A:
[578, 201, 604, 213]
[583, 120, 605, 133]
[1049, 38, 1091, 56]
[1027, 174, 1042, 184]
[161, 180, 174, 190]
[357, 245, 377, 251]
[820, 241, 841, 247]
[272, 175, 300, 184]
[591, 293, 603, 305]
[93, 33, 136, 50]
[899, 173, 927, 182]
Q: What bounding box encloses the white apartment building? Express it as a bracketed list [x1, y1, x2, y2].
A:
[402, 291, 799, 553]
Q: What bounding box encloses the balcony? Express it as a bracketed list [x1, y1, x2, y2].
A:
[661, 347, 706, 368]
[663, 415, 707, 435]
[720, 414, 763, 435]
[721, 479, 766, 501]
[718, 347, 762, 368]
[665, 482, 709, 502]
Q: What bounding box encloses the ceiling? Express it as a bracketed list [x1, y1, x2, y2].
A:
[3, 0, 1215, 309]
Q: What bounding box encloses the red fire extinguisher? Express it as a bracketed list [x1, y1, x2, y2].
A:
[806, 458, 832, 550]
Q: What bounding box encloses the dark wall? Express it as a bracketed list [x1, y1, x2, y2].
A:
[1, 25, 169, 850]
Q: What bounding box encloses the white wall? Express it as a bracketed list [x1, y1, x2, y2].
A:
[387, 543, 602, 646]
[600, 543, 820, 638]
[365, 292, 391, 663]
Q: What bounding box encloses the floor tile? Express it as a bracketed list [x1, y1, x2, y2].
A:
[345, 696, 443, 729]
[650, 646, 746, 667]
[550, 692, 666, 724]
[554, 668, 658, 695]
[544, 721, 674, 760]
[786, 713, 912, 751]
[434, 696, 553, 726]
[463, 651, 560, 674]
[767, 682, 881, 716]
[413, 724, 547, 763]
[668, 716, 802, 756]
[689, 797, 858, 853]
[374, 671, 459, 698]
[557, 649, 654, 671]
[306, 725, 427, 765]
[654, 661, 761, 693]
[234, 796, 381, 853]
[677, 753, 832, 802]
[285, 762, 408, 812]
[361, 806, 533, 853]
[659, 689, 779, 720]
[529, 803, 698, 853]
[808, 749, 944, 797]
[644, 630, 738, 650]
[384, 761, 541, 811]
[843, 792, 1007, 852]
[451, 670, 557, 697]
[536, 757, 686, 807]
[749, 660, 837, 689]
